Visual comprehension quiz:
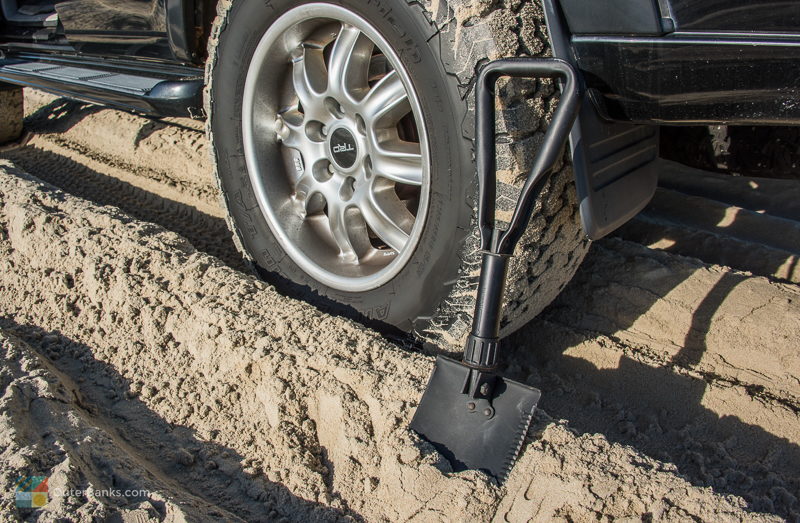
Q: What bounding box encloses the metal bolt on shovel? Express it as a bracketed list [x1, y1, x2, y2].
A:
[410, 58, 583, 483]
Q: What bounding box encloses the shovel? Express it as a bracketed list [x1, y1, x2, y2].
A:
[410, 58, 583, 482]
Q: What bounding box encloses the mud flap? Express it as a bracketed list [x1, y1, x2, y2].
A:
[544, 0, 660, 240]
[572, 114, 660, 239]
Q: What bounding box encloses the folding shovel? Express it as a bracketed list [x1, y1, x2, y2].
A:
[410, 58, 583, 482]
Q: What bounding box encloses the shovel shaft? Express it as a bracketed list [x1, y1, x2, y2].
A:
[464, 252, 509, 368]
[472, 253, 509, 339]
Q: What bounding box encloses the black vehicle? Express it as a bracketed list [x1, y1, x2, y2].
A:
[1, 0, 798, 350]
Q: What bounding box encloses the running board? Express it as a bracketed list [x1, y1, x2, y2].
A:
[0, 57, 203, 117]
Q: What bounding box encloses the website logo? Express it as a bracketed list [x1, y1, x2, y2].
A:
[15, 476, 49, 509]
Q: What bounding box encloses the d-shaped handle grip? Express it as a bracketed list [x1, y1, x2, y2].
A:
[475, 58, 583, 255]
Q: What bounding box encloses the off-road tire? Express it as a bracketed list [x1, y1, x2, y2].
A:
[0, 87, 23, 145]
[205, 0, 589, 349]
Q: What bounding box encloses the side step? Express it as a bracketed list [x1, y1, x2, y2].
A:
[0, 56, 204, 117]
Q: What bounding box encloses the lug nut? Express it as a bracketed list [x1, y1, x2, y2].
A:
[466, 402, 476, 411]
[483, 408, 492, 417]
[480, 383, 490, 396]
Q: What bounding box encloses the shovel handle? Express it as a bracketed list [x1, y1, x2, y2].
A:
[464, 59, 583, 368]
[476, 58, 583, 255]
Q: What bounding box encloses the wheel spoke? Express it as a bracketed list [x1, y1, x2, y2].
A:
[328, 24, 372, 102]
[360, 193, 410, 252]
[279, 121, 327, 180]
[372, 141, 423, 185]
[293, 171, 315, 198]
[292, 45, 327, 116]
[362, 71, 410, 125]
[327, 203, 358, 261]
[279, 111, 305, 148]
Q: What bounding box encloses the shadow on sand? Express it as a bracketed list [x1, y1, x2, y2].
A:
[1, 318, 357, 522]
[506, 176, 800, 519]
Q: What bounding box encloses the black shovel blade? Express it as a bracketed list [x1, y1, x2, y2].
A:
[410, 356, 541, 482]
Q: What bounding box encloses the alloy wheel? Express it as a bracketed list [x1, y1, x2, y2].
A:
[242, 4, 431, 292]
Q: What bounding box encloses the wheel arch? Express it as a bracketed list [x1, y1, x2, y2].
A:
[167, 0, 222, 64]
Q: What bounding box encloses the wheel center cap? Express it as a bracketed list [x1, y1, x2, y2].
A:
[329, 127, 358, 169]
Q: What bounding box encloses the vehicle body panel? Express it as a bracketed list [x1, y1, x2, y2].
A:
[54, 0, 174, 60]
[558, 0, 800, 125]
[669, 0, 800, 32]
[559, 0, 800, 35]
[573, 35, 800, 125]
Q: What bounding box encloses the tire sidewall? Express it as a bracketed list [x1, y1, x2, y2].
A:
[209, 0, 473, 329]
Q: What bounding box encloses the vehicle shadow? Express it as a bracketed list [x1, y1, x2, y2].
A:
[23, 97, 105, 135]
[22, 96, 202, 140]
[504, 178, 800, 519]
[0, 143, 246, 271]
[0, 318, 358, 522]
[0, 138, 416, 351]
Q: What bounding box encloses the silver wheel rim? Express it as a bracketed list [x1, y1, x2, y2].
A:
[242, 4, 431, 292]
